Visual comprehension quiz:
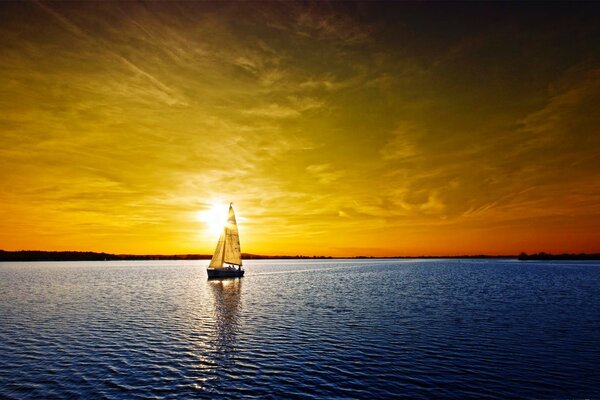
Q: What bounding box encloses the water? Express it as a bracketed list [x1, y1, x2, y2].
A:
[1, 259, 599, 399]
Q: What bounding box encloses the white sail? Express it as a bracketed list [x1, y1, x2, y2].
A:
[209, 230, 225, 268]
[208, 204, 242, 268]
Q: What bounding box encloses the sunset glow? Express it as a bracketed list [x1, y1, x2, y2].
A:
[197, 203, 231, 239]
[1, 2, 599, 256]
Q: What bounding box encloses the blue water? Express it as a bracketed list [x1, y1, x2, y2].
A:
[0, 259, 599, 399]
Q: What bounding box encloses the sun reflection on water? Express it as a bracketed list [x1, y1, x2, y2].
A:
[209, 278, 242, 352]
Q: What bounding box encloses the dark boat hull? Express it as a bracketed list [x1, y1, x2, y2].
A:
[207, 267, 244, 279]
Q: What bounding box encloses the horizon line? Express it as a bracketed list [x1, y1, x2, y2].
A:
[1, 249, 600, 261]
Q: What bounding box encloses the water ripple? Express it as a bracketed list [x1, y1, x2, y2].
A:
[0, 259, 599, 398]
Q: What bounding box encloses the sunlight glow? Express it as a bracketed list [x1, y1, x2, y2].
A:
[196, 203, 230, 238]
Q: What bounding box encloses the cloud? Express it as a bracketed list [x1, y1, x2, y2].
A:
[293, 4, 372, 45]
[380, 123, 422, 161]
[518, 67, 600, 147]
[306, 164, 344, 184]
[243, 104, 301, 119]
[34, 1, 187, 106]
[244, 97, 324, 119]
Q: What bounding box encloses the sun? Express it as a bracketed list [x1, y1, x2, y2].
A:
[196, 203, 230, 237]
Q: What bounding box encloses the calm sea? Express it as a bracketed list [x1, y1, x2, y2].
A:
[0, 259, 599, 399]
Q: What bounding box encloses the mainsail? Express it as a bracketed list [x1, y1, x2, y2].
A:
[209, 204, 242, 268]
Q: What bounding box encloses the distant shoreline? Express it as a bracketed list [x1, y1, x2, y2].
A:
[517, 252, 600, 261]
[1, 250, 599, 262]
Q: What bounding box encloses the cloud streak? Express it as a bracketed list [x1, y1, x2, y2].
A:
[34, 1, 186, 106]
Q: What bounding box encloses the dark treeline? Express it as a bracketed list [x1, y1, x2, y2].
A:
[2, 250, 599, 262]
[0, 250, 507, 261]
[0, 250, 334, 262]
[518, 252, 600, 260]
[0, 250, 211, 262]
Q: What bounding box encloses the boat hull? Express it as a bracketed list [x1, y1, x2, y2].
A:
[207, 267, 244, 279]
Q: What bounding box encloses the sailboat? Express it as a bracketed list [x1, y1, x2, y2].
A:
[207, 203, 245, 279]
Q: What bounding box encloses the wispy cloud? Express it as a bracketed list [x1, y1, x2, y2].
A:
[293, 4, 372, 45]
[380, 123, 422, 161]
[306, 164, 344, 184]
[34, 1, 186, 106]
[244, 97, 324, 119]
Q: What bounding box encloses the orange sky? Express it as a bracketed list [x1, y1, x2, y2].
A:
[1, 2, 599, 256]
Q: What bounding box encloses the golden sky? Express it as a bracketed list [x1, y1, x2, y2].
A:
[1, 2, 599, 256]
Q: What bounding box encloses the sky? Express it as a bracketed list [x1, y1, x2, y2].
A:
[1, 2, 599, 256]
